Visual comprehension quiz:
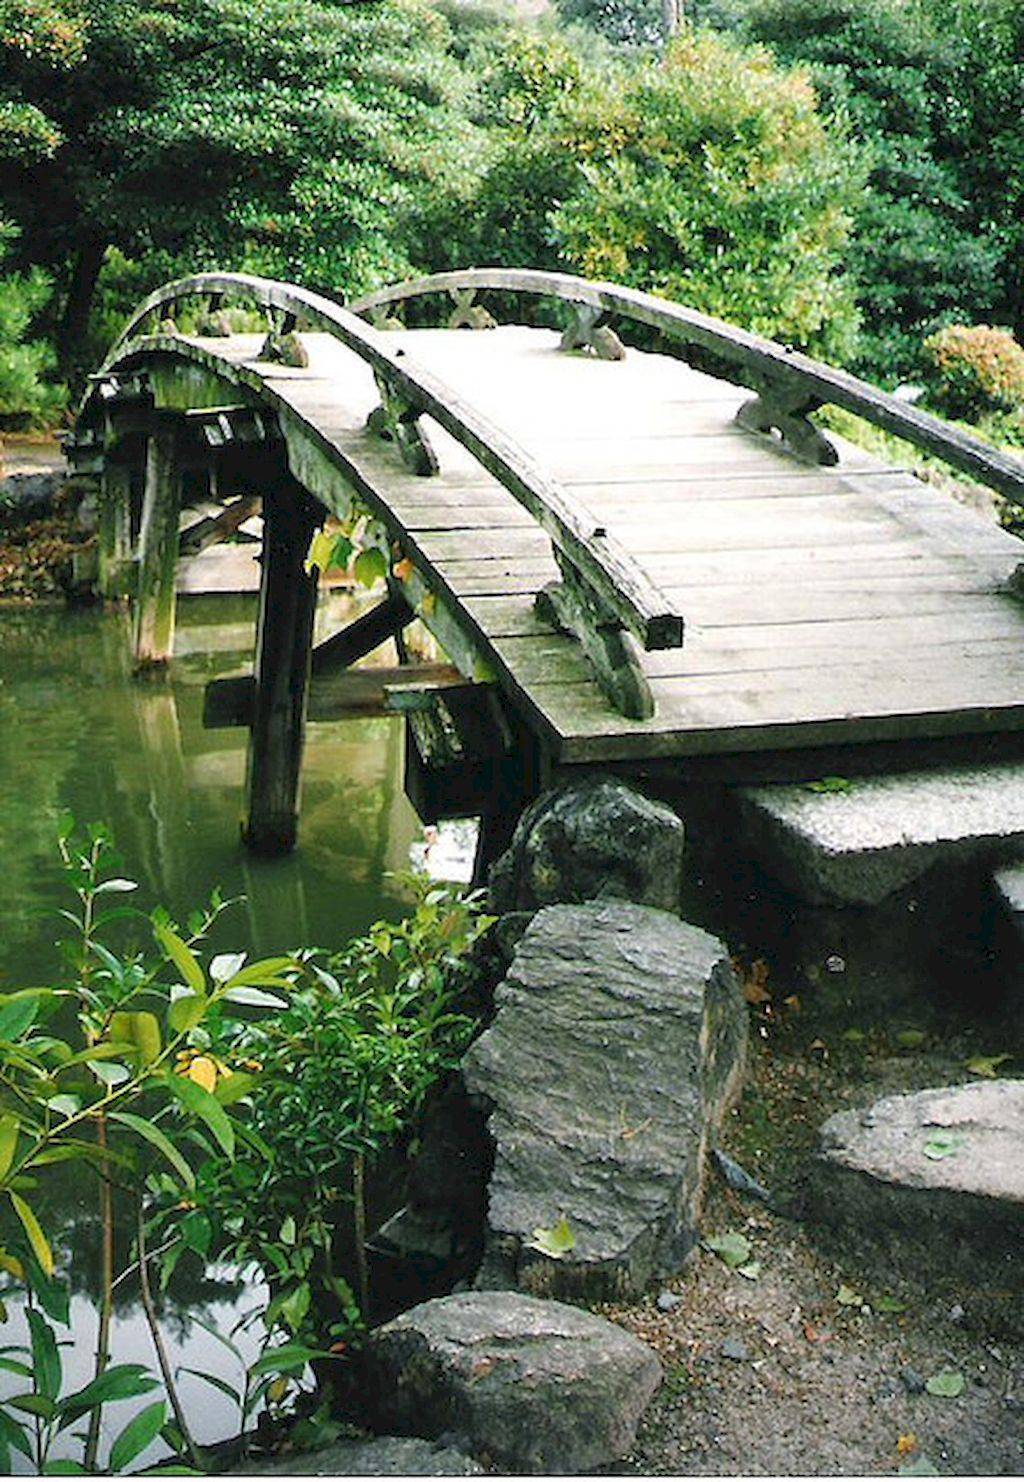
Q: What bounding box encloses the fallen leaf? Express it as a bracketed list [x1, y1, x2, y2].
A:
[965, 1053, 1010, 1078]
[836, 1284, 862, 1306]
[923, 1133, 965, 1161]
[925, 1369, 964, 1398]
[528, 1216, 575, 1259]
[807, 776, 852, 793]
[897, 1433, 919, 1457]
[876, 1295, 908, 1314]
[392, 557, 414, 583]
[740, 959, 772, 1006]
[737, 1261, 761, 1281]
[896, 1029, 926, 1049]
[782, 995, 801, 1012]
[705, 1231, 753, 1269]
[899, 1456, 939, 1476]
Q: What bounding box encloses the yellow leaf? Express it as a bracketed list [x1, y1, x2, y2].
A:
[0, 1114, 18, 1182]
[268, 1378, 290, 1403]
[187, 1056, 218, 1093]
[897, 1435, 918, 1458]
[9, 1192, 53, 1276]
[0, 1247, 24, 1280]
[392, 557, 414, 583]
[305, 530, 336, 575]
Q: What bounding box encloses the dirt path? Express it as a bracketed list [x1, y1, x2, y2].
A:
[610, 969, 1024, 1476]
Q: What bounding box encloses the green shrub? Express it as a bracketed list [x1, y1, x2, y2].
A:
[922, 325, 1024, 421]
[0, 223, 64, 428]
[431, 27, 863, 362]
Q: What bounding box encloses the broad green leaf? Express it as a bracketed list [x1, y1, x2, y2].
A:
[222, 958, 295, 990]
[88, 1060, 131, 1087]
[353, 547, 387, 588]
[705, 1231, 752, 1269]
[280, 1281, 311, 1333]
[10, 1191, 53, 1275]
[27, 1309, 61, 1399]
[0, 993, 44, 1042]
[279, 1216, 296, 1246]
[21, 1254, 69, 1324]
[179, 1210, 211, 1256]
[60, 1364, 159, 1418]
[109, 1112, 195, 1189]
[0, 1406, 32, 1459]
[153, 923, 205, 996]
[248, 1344, 327, 1378]
[0, 1115, 18, 1181]
[109, 1400, 167, 1473]
[925, 1370, 964, 1399]
[215, 1072, 256, 1107]
[109, 1012, 161, 1065]
[305, 530, 336, 575]
[965, 1053, 1010, 1078]
[9, 1393, 57, 1419]
[167, 1076, 234, 1157]
[527, 1216, 575, 1258]
[0, 1358, 32, 1377]
[168, 995, 206, 1034]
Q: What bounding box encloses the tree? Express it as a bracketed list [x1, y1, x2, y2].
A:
[0, 220, 63, 428]
[739, 0, 1022, 381]
[0, 0, 483, 379]
[430, 26, 863, 362]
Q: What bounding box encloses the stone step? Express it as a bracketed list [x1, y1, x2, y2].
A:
[809, 1081, 1024, 1282]
[731, 762, 1024, 906]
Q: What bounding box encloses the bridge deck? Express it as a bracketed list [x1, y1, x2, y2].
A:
[175, 326, 1024, 763]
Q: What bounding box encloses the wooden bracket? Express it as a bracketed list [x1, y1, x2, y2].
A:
[257, 326, 308, 368]
[179, 494, 261, 557]
[370, 305, 405, 332]
[560, 303, 626, 362]
[195, 294, 233, 337]
[447, 287, 497, 331]
[535, 551, 654, 720]
[366, 371, 439, 477]
[185, 406, 274, 448]
[736, 379, 838, 465]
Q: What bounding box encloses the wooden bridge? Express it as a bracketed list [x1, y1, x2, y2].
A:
[70, 268, 1024, 868]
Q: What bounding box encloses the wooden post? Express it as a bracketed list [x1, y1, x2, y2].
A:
[242, 477, 322, 855]
[97, 459, 132, 598]
[134, 424, 182, 665]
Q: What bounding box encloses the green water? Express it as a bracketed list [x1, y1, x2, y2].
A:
[0, 595, 425, 1468]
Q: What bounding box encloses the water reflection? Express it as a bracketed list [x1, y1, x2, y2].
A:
[0, 592, 425, 1468]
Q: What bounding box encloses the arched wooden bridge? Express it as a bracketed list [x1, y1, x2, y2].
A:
[70, 268, 1024, 864]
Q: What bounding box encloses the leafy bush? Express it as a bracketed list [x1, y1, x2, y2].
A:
[431, 26, 863, 361]
[922, 325, 1024, 421]
[738, 0, 1022, 383]
[0, 222, 63, 428]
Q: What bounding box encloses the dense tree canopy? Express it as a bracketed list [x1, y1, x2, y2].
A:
[0, 0, 483, 375]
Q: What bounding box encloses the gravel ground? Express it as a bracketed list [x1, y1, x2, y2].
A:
[607, 962, 1024, 1477]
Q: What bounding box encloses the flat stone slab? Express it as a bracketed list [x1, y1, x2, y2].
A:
[735, 762, 1024, 905]
[465, 900, 746, 1299]
[239, 1436, 482, 1475]
[811, 1081, 1024, 1269]
[363, 1291, 661, 1474]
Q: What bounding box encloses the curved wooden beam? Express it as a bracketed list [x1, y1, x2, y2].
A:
[351, 268, 1024, 507]
[92, 271, 683, 653]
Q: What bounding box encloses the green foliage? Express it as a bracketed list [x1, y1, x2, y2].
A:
[0, 222, 63, 427]
[922, 324, 1024, 421]
[162, 878, 491, 1352]
[0, 0, 487, 374]
[432, 26, 863, 361]
[739, 0, 1024, 382]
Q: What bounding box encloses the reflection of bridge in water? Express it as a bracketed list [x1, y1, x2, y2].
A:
[71, 268, 1024, 879]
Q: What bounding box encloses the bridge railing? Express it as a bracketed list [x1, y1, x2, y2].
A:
[101, 272, 684, 687]
[351, 268, 1024, 508]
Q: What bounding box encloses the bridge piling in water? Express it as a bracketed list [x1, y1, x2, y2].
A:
[242, 474, 322, 856]
[134, 422, 182, 666]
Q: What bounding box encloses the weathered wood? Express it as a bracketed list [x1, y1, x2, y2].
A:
[179, 494, 261, 557]
[559, 303, 626, 362]
[134, 425, 183, 665]
[536, 553, 655, 721]
[205, 661, 462, 728]
[242, 480, 321, 854]
[735, 384, 838, 466]
[447, 287, 497, 331]
[351, 267, 1024, 507]
[366, 371, 439, 477]
[97, 459, 133, 597]
[311, 590, 415, 675]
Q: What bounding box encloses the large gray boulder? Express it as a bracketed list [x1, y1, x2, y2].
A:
[810, 1081, 1024, 1277]
[466, 899, 746, 1299]
[363, 1291, 661, 1474]
[239, 1435, 482, 1475]
[489, 777, 685, 914]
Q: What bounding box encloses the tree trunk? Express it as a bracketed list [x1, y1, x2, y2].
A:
[57, 238, 107, 384]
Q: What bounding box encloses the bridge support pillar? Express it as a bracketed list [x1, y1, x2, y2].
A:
[97, 460, 133, 598]
[134, 424, 182, 665]
[242, 477, 322, 855]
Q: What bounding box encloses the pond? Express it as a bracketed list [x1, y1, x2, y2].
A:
[0, 591, 449, 1470]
